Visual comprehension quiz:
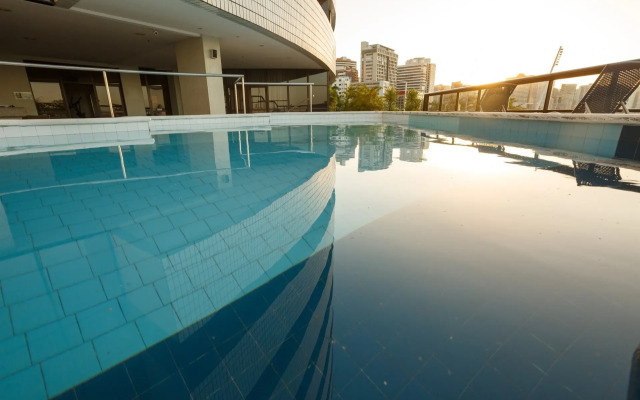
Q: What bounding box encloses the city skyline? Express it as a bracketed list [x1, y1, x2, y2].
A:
[334, 0, 640, 86]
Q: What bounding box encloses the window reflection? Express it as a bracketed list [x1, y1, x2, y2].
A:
[30, 81, 67, 118]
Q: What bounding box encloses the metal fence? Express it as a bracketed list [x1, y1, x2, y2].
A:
[422, 59, 640, 114]
[0, 61, 317, 118]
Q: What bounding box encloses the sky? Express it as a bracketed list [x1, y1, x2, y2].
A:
[333, 0, 640, 86]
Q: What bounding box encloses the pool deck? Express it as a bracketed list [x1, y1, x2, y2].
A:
[1, 112, 640, 159]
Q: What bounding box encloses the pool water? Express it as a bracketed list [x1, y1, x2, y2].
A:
[1, 125, 640, 400]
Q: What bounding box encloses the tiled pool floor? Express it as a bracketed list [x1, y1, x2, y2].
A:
[1, 125, 640, 399]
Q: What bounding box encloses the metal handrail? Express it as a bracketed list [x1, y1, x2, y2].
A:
[0, 60, 247, 115]
[423, 58, 640, 113]
[235, 81, 314, 112]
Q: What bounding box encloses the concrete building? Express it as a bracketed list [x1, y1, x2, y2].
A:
[360, 42, 398, 88]
[508, 74, 548, 110]
[0, 0, 336, 118]
[332, 75, 351, 96]
[397, 58, 436, 94]
[336, 56, 359, 83]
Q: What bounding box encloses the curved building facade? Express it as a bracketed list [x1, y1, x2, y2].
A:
[0, 0, 336, 118]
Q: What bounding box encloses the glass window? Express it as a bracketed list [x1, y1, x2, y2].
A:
[268, 86, 288, 112]
[441, 93, 457, 111]
[427, 95, 440, 111]
[508, 82, 548, 111]
[30, 81, 67, 118]
[309, 72, 328, 85]
[95, 85, 126, 117]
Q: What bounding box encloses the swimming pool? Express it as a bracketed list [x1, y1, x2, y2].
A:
[1, 124, 639, 399]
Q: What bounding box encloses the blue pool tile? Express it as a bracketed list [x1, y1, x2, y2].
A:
[191, 203, 221, 219]
[118, 285, 163, 321]
[339, 371, 386, 400]
[77, 299, 125, 340]
[24, 215, 63, 234]
[0, 365, 47, 400]
[31, 227, 72, 248]
[76, 233, 113, 257]
[238, 236, 270, 261]
[232, 261, 269, 294]
[227, 207, 254, 223]
[154, 271, 195, 305]
[41, 343, 101, 398]
[214, 247, 248, 275]
[167, 210, 197, 227]
[205, 275, 243, 310]
[126, 342, 176, 394]
[48, 258, 93, 290]
[27, 316, 83, 363]
[166, 327, 213, 369]
[100, 213, 132, 230]
[0, 334, 31, 379]
[364, 351, 412, 398]
[130, 207, 161, 223]
[153, 230, 187, 253]
[205, 213, 234, 233]
[51, 200, 84, 215]
[0, 307, 11, 340]
[204, 305, 245, 343]
[171, 289, 215, 327]
[3, 269, 52, 304]
[17, 206, 52, 221]
[141, 216, 174, 236]
[86, 247, 129, 275]
[75, 364, 135, 400]
[68, 220, 105, 238]
[136, 305, 183, 347]
[93, 323, 145, 370]
[179, 349, 228, 393]
[10, 292, 65, 333]
[285, 240, 315, 265]
[415, 356, 467, 400]
[59, 279, 107, 314]
[39, 242, 82, 268]
[51, 389, 77, 400]
[91, 203, 123, 219]
[110, 225, 147, 246]
[139, 373, 191, 400]
[59, 210, 94, 226]
[136, 257, 170, 284]
[464, 365, 526, 400]
[180, 220, 211, 242]
[489, 346, 545, 392]
[100, 265, 142, 298]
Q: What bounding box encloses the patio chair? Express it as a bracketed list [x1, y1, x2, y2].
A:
[573, 61, 640, 113]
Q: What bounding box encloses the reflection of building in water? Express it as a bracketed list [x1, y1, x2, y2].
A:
[358, 129, 393, 172]
[473, 141, 640, 193]
[395, 127, 428, 162]
[0, 129, 336, 398]
[330, 126, 357, 165]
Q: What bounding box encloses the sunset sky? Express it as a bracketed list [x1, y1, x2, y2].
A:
[334, 0, 640, 86]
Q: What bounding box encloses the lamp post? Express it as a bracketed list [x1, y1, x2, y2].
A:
[550, 46, 563, 73]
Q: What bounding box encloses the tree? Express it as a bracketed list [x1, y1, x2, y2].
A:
[404, 89, 422, 111]
[329, 86, 339, 111]
[344, 84, 383, 111]
[383, 87, 398, 111]
[508, 97, 524, 110]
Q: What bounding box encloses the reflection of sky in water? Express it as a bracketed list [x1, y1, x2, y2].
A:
[331, 127, 640, 399]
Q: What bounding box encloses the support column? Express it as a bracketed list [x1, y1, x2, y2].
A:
[120, 72, 146, 116]
[174, 36, 225, 115]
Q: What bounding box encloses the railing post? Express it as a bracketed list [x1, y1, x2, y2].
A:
[455, 92, 460, 111]
[102, 70, 115, 118]
[234, 78, 239, 114]
[241, 77, 246, 114]
[438, 94, 443, 111]
[309, 85, 313, 112]
[543, 79, 554, 112]
[476, 90, 482, 111]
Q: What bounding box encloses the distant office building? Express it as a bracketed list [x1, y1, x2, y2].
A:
[575, 84, 592, 105]
[551, 83, 577, 109]
[451, 81, 466, 89]
[336, 57, 359, 83]
[508, 73, 548, 110]
[332, 75, 351, 96]
[397, 58, 436, 94]
[360, 42, 398, 88]
[396, 57, 436, 109]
